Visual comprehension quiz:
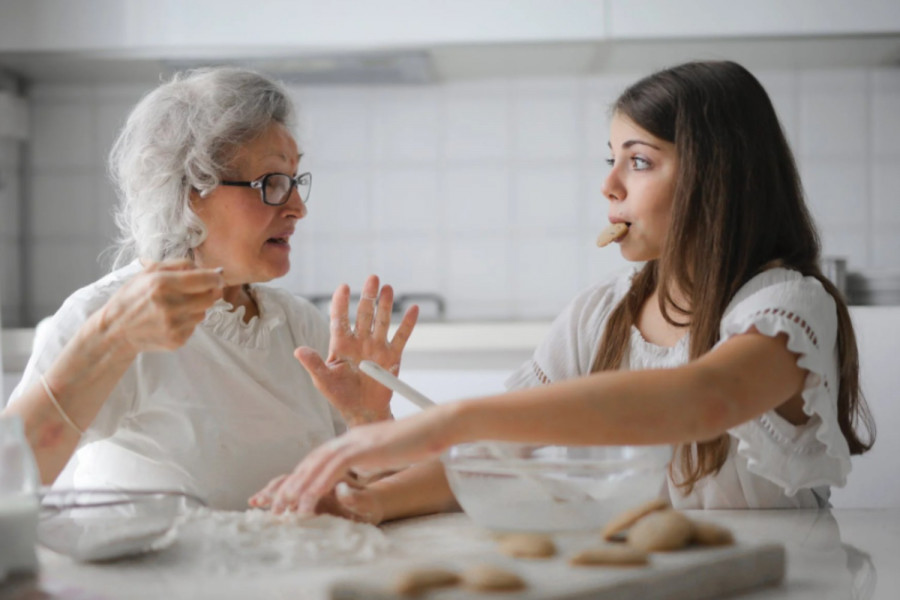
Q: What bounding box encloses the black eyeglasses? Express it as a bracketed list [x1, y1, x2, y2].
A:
[220, 172, 312, 206]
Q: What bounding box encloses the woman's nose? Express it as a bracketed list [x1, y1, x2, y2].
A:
[601, 168, 624, 202]
[283, 187, 308, 219]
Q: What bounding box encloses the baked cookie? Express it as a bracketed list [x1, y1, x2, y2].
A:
[569, 545, 649, 567]
[601, 497, 670, 541]
[497, 533, 557, 559]
[596, 222, 629, 247]
[691, 520, 735, 546]
[627, 509, 694, 552]
[461, 564, 525, 592]
[393, 568, 459, 596]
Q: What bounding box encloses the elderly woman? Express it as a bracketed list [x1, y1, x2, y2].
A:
[3, 67, 417, 510]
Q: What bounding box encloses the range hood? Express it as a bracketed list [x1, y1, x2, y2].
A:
[0, 0, 898, 85]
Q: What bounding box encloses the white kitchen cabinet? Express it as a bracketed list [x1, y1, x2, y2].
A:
[0, 0, 608, 54]
[608, 0, 900, 39]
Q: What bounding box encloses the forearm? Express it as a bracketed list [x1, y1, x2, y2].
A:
[3, 310, 137, 484]
[446, 366, 732, 449]
[369, 459, 459, 523]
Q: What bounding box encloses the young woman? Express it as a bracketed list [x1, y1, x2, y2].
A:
[251, 60, 875, 518]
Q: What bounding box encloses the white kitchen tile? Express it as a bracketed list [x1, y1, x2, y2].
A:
[511, 236, 580, 319]
[373, 88, 439, 162]
[512, 95, 580, 161]
[583, 244, 633, 289]
[513, 166, 579, 229]
[32, 240, 102, 310]
[29, 84, 95, 103]
[798, 75, 866, 158]
[372, 236, 441, 294]
[443, 79, 510, 96]
[1, 238, 19, 311]
[871, 232, 900, 271]
[818, 227, 869, 271]
[305, 166, 372, 234]
[95, 84, 152, 103]
[871, 90, 900, 156]
[270, 235, 315, 296]
[95, 178, 120, 243]
[31, 172, 98, 237]
[0, 168, 20, 237]
[585, 93, 614, 160]
[513, 77, 581, 96]
[446, 237, 511, 319]
[372, 168, 439, 234]
[0, 139, 19, 168]
[584, 74, 637, 99]
[444, 165, 510, 233]
[309, 238, 375, 298]
[800, 69, 868, 93]
[301, 95, 372, 163]
[872, 161, 900, 227]
[800, 159, 868, 228]
[443, 94, 509, 160]
[30, 103, 96, 169]
[584, 167, 614, 234]
[95, 101, 134, 166]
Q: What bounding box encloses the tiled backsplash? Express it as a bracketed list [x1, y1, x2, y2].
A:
[8, 66, 900, 325]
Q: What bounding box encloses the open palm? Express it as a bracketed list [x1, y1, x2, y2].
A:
[295, 275, 418, 427]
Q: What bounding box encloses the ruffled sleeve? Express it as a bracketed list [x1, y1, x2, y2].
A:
[505, 268, 636, 390]
[718, 268, 850, 495]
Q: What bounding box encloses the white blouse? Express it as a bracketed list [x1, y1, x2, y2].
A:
[506, 267, 849, 509]
[9, 261, 345, 510]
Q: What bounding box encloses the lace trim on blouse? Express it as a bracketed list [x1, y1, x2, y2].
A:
[201, 285, 287, 349]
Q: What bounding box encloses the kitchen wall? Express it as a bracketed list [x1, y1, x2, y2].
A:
[15, 64, 900, 325]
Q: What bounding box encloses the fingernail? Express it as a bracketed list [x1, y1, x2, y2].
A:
[297, 499, 315, 515]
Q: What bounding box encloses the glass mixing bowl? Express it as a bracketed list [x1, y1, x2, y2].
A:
[441, 443, 672, 533]
[37, 489, 206, 562]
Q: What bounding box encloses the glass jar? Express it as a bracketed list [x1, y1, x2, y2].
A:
[0, 414, 40, 579]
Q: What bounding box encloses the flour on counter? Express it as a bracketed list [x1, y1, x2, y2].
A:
[171, 508, 391, 573]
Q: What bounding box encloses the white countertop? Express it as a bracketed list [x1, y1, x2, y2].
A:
[2, 508, 897, 599]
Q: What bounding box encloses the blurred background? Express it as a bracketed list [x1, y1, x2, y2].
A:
[0, 0, 899, 328]
[1, 0, 899, 507]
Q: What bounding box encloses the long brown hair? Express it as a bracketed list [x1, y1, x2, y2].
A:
[591, 61, 875, 493]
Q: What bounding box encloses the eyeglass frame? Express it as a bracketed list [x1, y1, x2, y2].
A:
[220, 172, 312, 206]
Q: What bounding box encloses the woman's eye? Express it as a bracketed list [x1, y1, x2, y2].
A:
[632, 156, 650, 170]
[605, 157, 615, 167]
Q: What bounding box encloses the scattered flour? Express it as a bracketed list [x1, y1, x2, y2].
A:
[171, 508, 391, 574]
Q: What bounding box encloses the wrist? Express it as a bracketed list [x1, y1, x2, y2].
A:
[82, 308, 140, 364]
[344, 407, 394, 428]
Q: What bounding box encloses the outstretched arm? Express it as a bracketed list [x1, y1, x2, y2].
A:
[256, 329, 806, 515]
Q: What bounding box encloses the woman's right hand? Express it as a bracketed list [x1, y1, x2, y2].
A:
[97, 260, 224, 354]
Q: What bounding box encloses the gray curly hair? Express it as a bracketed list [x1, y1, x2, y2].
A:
[108, 67, 295, 267]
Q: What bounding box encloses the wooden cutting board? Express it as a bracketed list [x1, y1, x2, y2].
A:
[329, 541, 785, 600]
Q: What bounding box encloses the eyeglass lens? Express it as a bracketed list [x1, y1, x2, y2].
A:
[264, 173, 310, 205]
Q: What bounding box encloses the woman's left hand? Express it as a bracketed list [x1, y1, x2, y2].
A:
[295, 275, 418, 427]
[250, 405, 454, 515]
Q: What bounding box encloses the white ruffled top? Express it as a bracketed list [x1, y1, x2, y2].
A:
[9, 261, 345, 510]
[506, 266, 848, 509]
